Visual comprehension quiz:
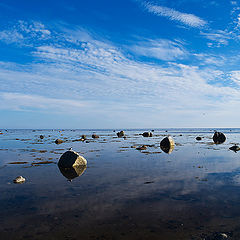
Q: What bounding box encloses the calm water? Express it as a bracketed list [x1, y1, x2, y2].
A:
[1, 128, 240, 239]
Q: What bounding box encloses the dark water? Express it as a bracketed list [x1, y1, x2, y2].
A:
[1, 128, 240, 239]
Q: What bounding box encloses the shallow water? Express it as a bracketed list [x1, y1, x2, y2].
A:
[1, 129, 240, 239]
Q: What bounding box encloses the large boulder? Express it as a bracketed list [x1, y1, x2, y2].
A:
[117, 131, 125, 137]
[160, 136, 175, 154]
[213, 131, 226, 144]
[58, 150, 87, 168]
[142, 132, 153, 137]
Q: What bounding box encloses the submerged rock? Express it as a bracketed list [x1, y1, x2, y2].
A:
[196, 136, 202, 141]
[136, 145, 147, 150]
[92, 134, 99, 139]
[55, 139, 64, 144]
[142, 132, 153, 137]
[13, 176, 26, 184]
[117, 131, 125, 137]
[58, 165, 87, 181]
[213, 131, 226, 144]
[229, 145, 240, 152]
[160, 136, 175, 154]
[58, 149, 87, 168]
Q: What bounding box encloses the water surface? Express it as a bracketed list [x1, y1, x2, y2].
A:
[1, 128, 240, 239]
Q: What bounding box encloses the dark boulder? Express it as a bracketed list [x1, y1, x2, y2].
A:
[160, 136, 175, 154]
[92, 134, 99, 139]
[55, 139, 64, 144]
[81, 135, 87, 140]
[229, 145, 240, 152]
[58, 150, 87, 168]
[40, 135, 44, 139]
[213, 131, 226, 144]
[196, 136, 202, 141]
[117, 131, 125, 137]
[142, 132, 153, 137]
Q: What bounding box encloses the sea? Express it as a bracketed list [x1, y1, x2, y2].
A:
[1, 128, 240, 239]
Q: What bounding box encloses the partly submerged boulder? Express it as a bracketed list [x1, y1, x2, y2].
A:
[81, 135, 87, 141]
[13, 176, 26, 184]
[213, 131, 226, 144]
[160, 136, 175, 154]
[92, 134, 99, 139]
[117, 131, 125, 137]
[196, 136, 202, 141]
[58, 150, 87, 168]
[229, 145, 240, 152]
[40, 135, 44, 139]
[55, 139, 64, 144]
[142, 132, 153, 137]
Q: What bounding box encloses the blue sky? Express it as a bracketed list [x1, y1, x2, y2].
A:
[0, 0, 240, 128]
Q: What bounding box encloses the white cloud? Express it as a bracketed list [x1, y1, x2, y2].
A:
[130, 39, 187, 61]
[142, 2, 207, 28]
[200, 30, 231, 47]
[0, 92, 88, 113]
[0, 20, 50, 45]
[0, 22, 240, 127]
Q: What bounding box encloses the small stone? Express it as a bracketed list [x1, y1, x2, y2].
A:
[142, 132, 153, 137]
[213, 131, 226, 144]
[92, 134, 99, 139]
[196, 136, 202, 141]
[40, 135, 44, 139]
[55, 139, 64, 144]
[13, 176, 26, 184]
[117, 131, 125, 137]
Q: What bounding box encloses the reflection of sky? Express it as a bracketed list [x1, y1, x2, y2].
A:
[1, 129, 240, 238]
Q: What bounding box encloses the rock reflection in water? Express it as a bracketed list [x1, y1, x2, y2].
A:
[58, 165, 87, 181]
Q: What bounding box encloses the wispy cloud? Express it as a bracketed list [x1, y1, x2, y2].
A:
[129, 39, 187, 61]
[0, 20, 50, 46]
[0, 92, 88, 113]
[0, 21, 239, 127]
[141, 1, 207, 28]
[200, 30, 231, 47]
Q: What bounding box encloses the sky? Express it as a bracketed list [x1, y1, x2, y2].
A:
[0, 0, 240, 128]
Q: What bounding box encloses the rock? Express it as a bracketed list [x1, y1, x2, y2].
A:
[213, 131, 226, 144]
[81, 135, 87, 140]
[58, 165, 87, 181]
[196, 136, 202, 141]
[92, 134, 99, 139]
[117, 131, 125, 137]
[151, 130, 154, 132]
[40, 135, 44, 139]
[136, 145, 147, 150]
[13, 176, 26, 184]
[229, 145, 240, 152]
[142, 132, 153, 137]
[160, 136, 175, 154]
[55, 139, 64, 144]
[58, 149, 87, 168]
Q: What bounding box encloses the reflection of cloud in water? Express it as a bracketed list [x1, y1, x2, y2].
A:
[58, 165, 87, 180]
